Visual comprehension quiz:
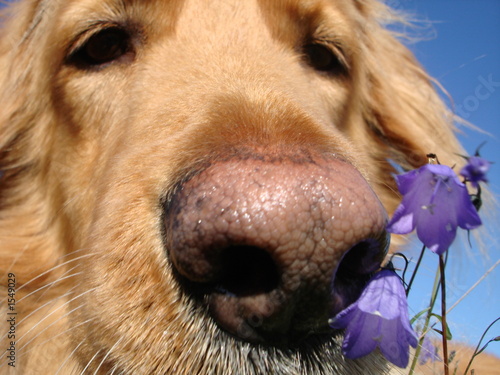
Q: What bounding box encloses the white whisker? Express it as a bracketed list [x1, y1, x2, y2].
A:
[14, 250, 93, 293]
[0, 287, 75, 347]
[17, 269, 82, 304]
[11, 286, 78, 327]
[55, 340, 84, 375]
[447, 258, 500, 313]
[16, 287, 97, 351]
[93, 337, 124, 375]
[16, 317, 95, 361]
[80, 349, 102, 375]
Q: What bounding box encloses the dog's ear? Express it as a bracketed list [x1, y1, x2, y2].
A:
[0, 0, 59, 186]
[356, 3, 464, 171]
[0, 1, 63, 283]
[0, 0, 55, 157]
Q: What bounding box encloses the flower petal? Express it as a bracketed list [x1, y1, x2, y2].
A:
[379, 319, 410, 368]
[342, 312, 380, 359]
[425, 163, 458, 178]
[331, 270, 417, 366]
[357, 270, 401, 319]
[395, 169, 421, 195]
[329, 302, 358, 330]
[386, 203, 415, 234]
[419, 336, 441, 365]
[460, 156, 490, 188]
[388, 162, 482, 254]
[456, 187, 482, 229]
[416, 216, 457, 255]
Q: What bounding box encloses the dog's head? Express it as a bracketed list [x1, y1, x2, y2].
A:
[0, 0, 464, 373]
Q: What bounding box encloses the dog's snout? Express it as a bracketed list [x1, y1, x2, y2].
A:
[165, 151, 389, 344]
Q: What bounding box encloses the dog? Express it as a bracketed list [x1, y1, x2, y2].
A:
[0, 0, 478, 374]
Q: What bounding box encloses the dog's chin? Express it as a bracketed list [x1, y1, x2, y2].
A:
[184, 308, 341, 374]
[166, 298, 389, 375]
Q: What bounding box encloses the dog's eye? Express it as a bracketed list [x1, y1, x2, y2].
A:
[303, 43, 347, 75]
[69, 27, 133, 68]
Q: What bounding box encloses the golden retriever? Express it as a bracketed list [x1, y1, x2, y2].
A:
[0, 0, 488, 374]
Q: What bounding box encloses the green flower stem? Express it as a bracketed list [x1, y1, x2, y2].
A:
[463, 317, 500, 375]
[440, 254, 449, 375]
[409, 261, 441, 375]
[406, 244, 426, 296]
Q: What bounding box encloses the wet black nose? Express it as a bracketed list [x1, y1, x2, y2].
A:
[165, 151, 389, 344]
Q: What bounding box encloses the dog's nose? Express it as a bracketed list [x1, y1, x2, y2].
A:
[165, 151, 389, 345]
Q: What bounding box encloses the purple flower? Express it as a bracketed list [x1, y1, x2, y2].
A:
[460, 156, 490, 188]
[329, 269, 418, 368]
[419, 336, 441, 365]
[386, 164, 481, 255]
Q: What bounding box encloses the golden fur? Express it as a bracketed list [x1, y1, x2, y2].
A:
[0, 0, 494, 374]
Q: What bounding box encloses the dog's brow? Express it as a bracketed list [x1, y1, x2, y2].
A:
[256, 0, 355, 55]
[53, 0, 185, 45]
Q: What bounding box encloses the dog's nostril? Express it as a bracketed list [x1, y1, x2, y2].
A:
[331, 236, 389, 314]
[338, 238, 387, 276]
[217, 245, 280, 297]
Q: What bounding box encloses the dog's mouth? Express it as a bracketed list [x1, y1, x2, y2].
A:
[163, 151, 389, 348]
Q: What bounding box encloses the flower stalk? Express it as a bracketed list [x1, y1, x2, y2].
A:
[405, 244, 426, 297]
[408, 262, 442, 375]
[439, 254, 449, 375]
[463, 318, 500, 375]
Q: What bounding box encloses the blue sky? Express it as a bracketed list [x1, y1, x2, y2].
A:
[396, 0, 500, 358]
